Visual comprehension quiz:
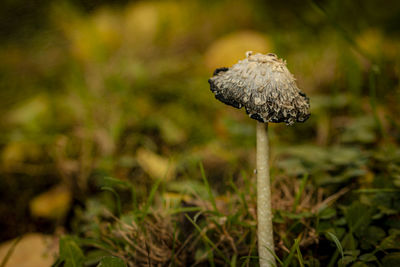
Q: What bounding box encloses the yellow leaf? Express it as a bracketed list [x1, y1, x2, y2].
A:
[0, 233, 58, 267]
[159, 119, 187, 145]
[92, 8, 122, 51]
[54, 5, 120, 62]
[356, 28, 384, 59]
[7, 95, 48, 126]
[356, 28, 400, 60]
[124, 2, 159, 44]
[30, 185, 72, 219]
[205, 30, 273, 71]
[136, 148, 175, 180]
[162, 192, 192, 209]
[2, 141, 42, 171]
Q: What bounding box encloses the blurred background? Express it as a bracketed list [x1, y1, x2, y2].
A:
[0, 0, 400, 265]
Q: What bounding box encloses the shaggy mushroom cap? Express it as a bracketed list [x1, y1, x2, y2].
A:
[208, 51, 310, 125]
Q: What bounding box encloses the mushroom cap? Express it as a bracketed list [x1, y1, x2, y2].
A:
[208, 51, 310, 125]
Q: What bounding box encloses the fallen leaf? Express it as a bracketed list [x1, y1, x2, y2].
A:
[159, 119, 187, 145]
[124, 2, 159, 44]
[162, 192, 192, 209]
[136, 148, 175, 180]
[1, 141, 42, 171]
[204, 30, 272, 72]
[30, 185, 72, 219]
[7, 95, 48, 126]
[0, 233, 58, 267]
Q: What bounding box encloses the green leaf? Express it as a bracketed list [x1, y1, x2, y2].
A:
[276, 158, 307, 177]
[339, 255, 356, 266]
[97, 256, 127, 267]
[359, 253, 377, 262]
[59, 236, 85, 267]
[379, 230, 400, 250]
[329, 147, 363, 166]
[84, 250, 110, 266]
[344, 233, 358, 251]
[344, 250, 360, 257]
[361, 226, 386, 249]
[341, 116, 377, 144]
[339, 250, 360, 266]
[345, 202, 372, 236]
[382, 253, 400, 266]
[350, 262, 368, 267]
[318, 207, 337, 219]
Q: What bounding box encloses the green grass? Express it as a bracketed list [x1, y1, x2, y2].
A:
[0, 0, 400, 266]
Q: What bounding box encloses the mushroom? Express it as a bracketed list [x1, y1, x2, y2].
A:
[208, 51, 310, 266]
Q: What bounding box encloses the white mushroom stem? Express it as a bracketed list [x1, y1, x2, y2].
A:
[256, 122, 275, 267]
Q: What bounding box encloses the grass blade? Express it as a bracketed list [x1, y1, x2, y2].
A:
[168, 206, 202, 215]
[101, 186, 121, 217]
[184, 214, 229, 263]
[283, 237, 302, 267]
[292, 174, 308, 212]
[97, 256, 126, 267]
[230, 254, 237, 267]
[0, 236, 22, 267]
[325, 231, 344, 260]
[229, 177, 249, 215]
[296, 242, 305, 267]
[169, 223, 178, 267]
[141, 178, 162, 218]
[199, 162, 218, 212]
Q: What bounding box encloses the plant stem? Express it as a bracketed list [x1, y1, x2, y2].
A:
[257, 122, 275, 267]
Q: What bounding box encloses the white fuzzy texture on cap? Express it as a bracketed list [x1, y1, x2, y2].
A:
[209, 52, 310, 125]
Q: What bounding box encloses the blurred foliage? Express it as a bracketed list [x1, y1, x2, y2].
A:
[0, 0, 400, 266]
